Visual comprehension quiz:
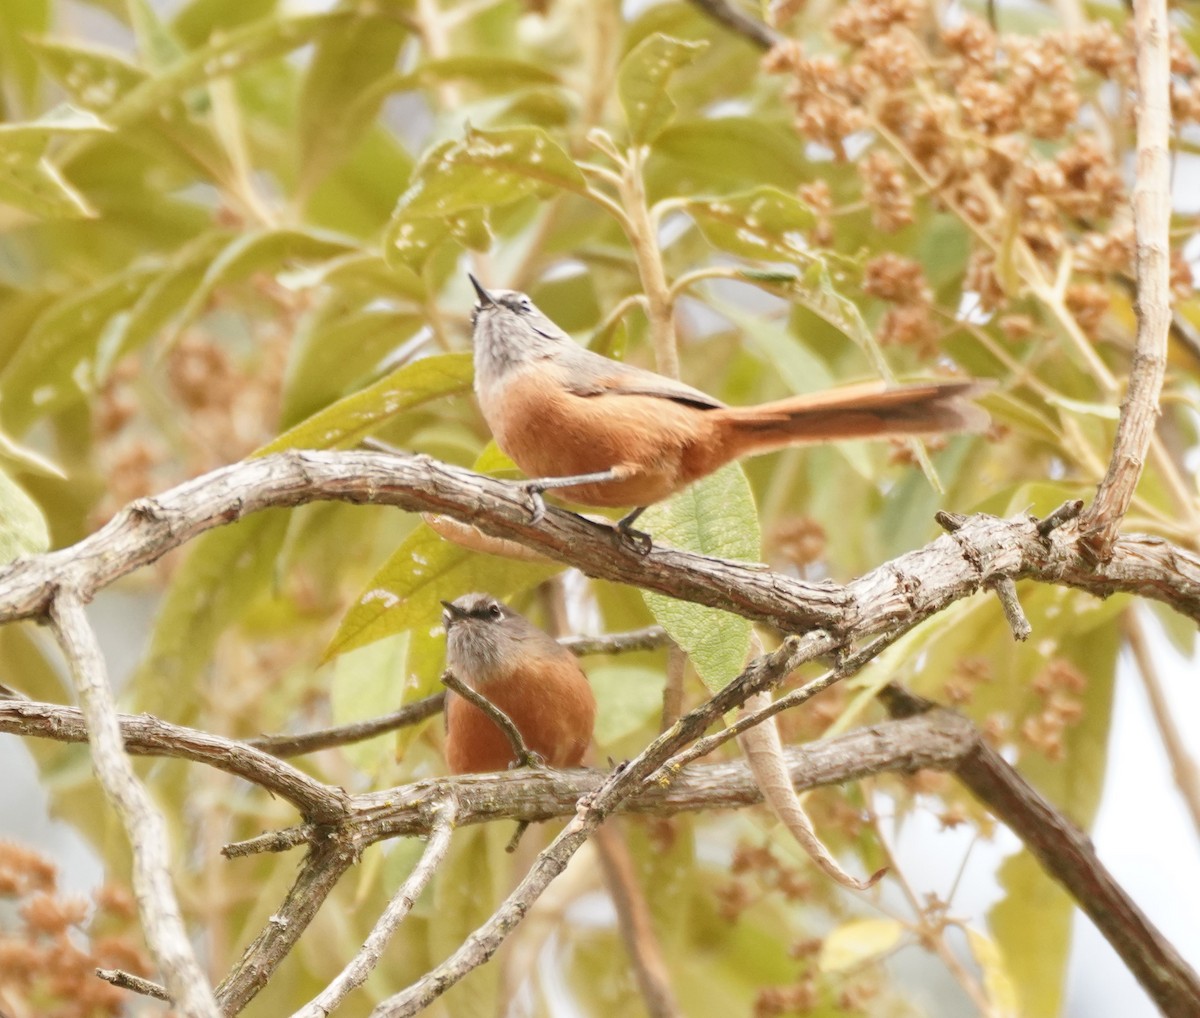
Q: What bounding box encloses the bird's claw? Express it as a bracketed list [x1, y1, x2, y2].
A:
[615, 521, 652, 555]
[512, 749, 547, 770]
[523, 485, 547, 526]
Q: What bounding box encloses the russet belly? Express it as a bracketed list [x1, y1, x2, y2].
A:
[479, 369, 714, 508]
[445, 661, 596, 773]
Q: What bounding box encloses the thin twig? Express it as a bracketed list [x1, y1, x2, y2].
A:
[1123, 610, 1200, 842]
[1079, 0, 1174, 557]
[248, 694, 446, 757]
[593, 824, 682, 1018]
[291, 798, 458, 1018]
[442, 671, 542, 769]
[248, 627, 669, 758]
[49, 593, 220, 1017]
[95, 968, 171, 1002]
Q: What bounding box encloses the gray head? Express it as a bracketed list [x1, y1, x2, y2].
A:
[468, 274, 576, 386]
[441, 592, 547, 684]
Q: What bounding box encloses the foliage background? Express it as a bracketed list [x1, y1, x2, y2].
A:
[0, 0, 1198, 1015]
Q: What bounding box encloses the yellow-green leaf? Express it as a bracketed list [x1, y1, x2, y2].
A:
[258, 352, 473, 454]
[818, 918, 905, 972]
[324, 525, 558, 662]
[683, 186, 816, 265]
[618, 34, 708, 145]
[0, 468, 50, 563]
[386, 125, 585, 269]
[966, 926, 1021, 1018]
[641, 464, 759, 691]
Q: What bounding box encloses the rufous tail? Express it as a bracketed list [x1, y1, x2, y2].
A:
[719, 379, 990, 459]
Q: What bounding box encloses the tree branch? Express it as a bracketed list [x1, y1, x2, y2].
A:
[881, 685, 1200, 1018]
[0, 454, 1195, 638]
[48, 593, 220, 1018]
[0, 700, 348, 821]
[1078, 0, 1173, 557]
[291, 797, 458, 1018]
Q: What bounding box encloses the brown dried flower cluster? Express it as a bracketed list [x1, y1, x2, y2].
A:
[864, 253, 937, 353]
[765, 0, 1199, 355]
[1020, 658, 1088, 761]
[0, 842, 150, 1018]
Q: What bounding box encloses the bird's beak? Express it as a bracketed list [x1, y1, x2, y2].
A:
[468, 273, 496, 307]
[441, 600, 470, 625]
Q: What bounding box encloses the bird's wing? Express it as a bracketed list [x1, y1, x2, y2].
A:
[557, 347, 726, 410]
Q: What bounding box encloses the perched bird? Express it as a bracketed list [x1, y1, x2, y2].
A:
[441, 593, 596, 774]
[468, 274, 988, 538]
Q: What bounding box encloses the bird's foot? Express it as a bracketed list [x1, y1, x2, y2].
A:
[511, 749, 547, 770]
[614, 519, 652, 556]
[522, 483, 547, 526]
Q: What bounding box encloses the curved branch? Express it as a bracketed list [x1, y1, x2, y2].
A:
[0, 453, 1196, 638]
[0, 700, 348, 821]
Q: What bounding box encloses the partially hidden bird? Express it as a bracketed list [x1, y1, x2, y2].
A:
[468, 274, 989, 541]
[442, 593, 596, 774]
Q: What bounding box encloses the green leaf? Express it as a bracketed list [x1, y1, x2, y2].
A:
[650, 117, 808, 192]
[965, 927, 1021, 1018]
[0, 263, 158, 432]
[95, 229, 236, 378]
[296, 13, 408, 194]
[0, 105, 113, 221]
[818, 918, 905, 972]
[258, 352, 473, 454]
[0, 468, 50, 563]
[990, 850, 1072, 1018]
[0, 429, 65, 478]
[386, 125, 586, 269]
[0, 0, 51, 110]
[617, 34, 708, 145]
[132, 512, 289, 720]
[324, 524, 558, 662]
[683, 186, 816, 264]
[280, 306, 427, 428]
[126, 0, 184, 71]
[641, 464, 760, 691]
[591, 663, 666, 747]
[161, 227, 358, 349]
[331, 632, 409, 774]
[99, 11, 356, 131]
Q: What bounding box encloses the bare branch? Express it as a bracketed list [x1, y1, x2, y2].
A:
[215, 836, 360, 1015]
[48, 593, 219, 1018]
[291, 797, 458, 1018]
[881, 685, 1200, 1018]
[0, 453, 1196, 639]
[0, 700, 348, 821]
[1079, 0, 1173, 556]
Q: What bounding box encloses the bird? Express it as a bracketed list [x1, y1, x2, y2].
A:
[467, 274, 989, 542]
[441, 593, 596, 774]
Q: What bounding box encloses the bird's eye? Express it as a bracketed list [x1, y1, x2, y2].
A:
[517, 296, 532, 312]
[488, 603, 503, 620]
